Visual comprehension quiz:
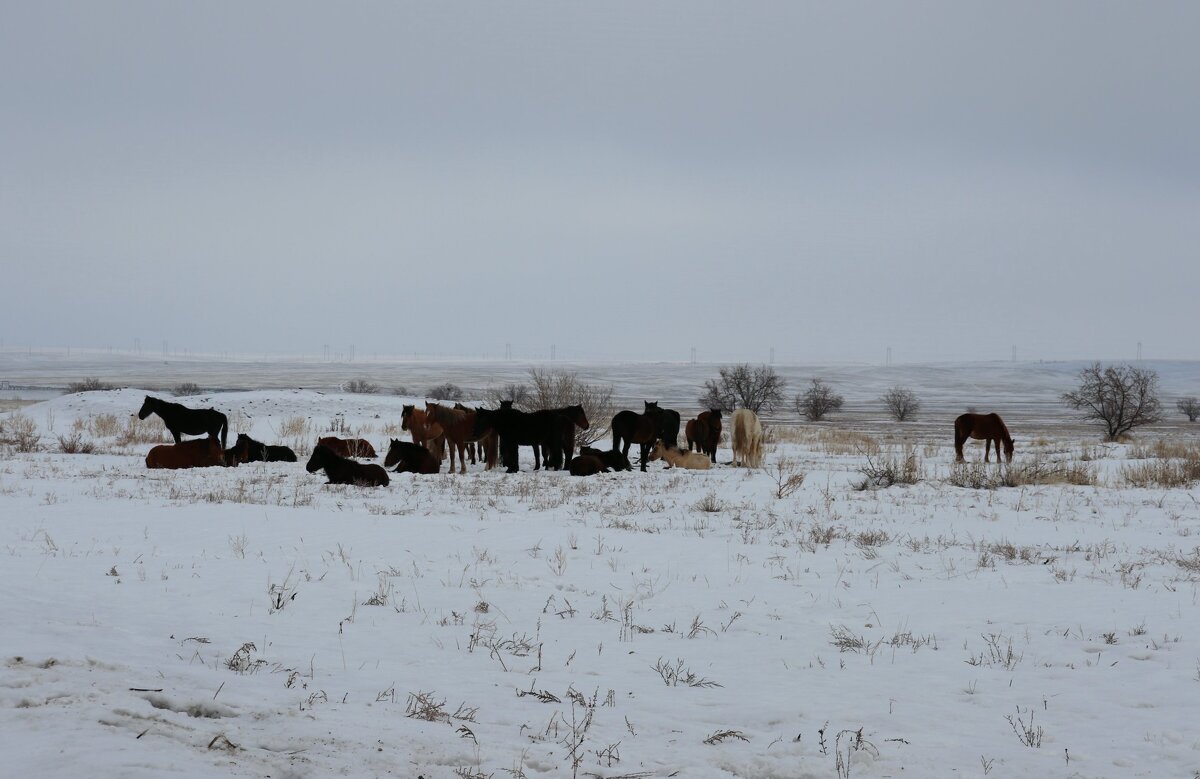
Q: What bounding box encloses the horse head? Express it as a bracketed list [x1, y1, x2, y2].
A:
[137, 396, 156, 420]
[401, 405, 415, 431]
[1004, 439, 1015, 463]
[305, 445, 330, 473]
[499, 400, 514, 410]
[384, 439, 403, 469]
[567, 404, 590, 429]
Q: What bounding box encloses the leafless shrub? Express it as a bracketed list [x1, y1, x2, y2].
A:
[66, 377, 112, 393]
[225, 642, 266, 674]
[56, 432, 95, 454]
[652, 657, 721, 687]
[1178, 396, 1200, 422]
[835, 728, 880, 779]
[1123, 454, 1200, 488]
[427, 382, 465, 401]
[173, 382, 202, 396]
[854, 446, 921, 489]
[117, 416, 168, 446]
[796, 378, 844, 421]
[768, 457, 807, 499]
[967, 633, 1022, 670]
[880, 386, 920, 421]
[344, 378, 379, 394]
[692, 492, 726, 513]
[700, 363, 787, 414]
[829, 625, 874, 653]
[1063, 362, 1162, 441]
[704, 729, 749, 745]
[2, 413, 40, 452]
[1005, 706, 1044, 748]
[277, 415, 314, 456]
[405, 690, 450, 722]
[488, 382, 532, 408]
[525, 368, 615, 447]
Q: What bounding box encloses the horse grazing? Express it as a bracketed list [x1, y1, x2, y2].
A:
[228, 433, 296, 464]
[425, 402, 496, 474]
[384, 439, 441, 474]
[306, 445, 389, 486]
[611, 402, 665, 472]
[568, 455, 610, 476]
[730, 409, 763, 468]
[138, 396, 228, 449]
[316, 436, 377, 458]
[146, 437, 225, 469]
[647, 440, 711, 470]
[685, 409, 723, 464]
[402, 405, 445, 461]
[954, 412, 1014, 463]
[578, 446, 632, 472]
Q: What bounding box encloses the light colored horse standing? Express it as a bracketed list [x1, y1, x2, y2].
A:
[731, 409, 763, 468]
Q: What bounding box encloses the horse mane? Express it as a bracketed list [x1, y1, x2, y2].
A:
[994, 414, 1013, 444]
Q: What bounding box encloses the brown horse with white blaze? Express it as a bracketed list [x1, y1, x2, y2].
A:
[954, 413, 1014, 463]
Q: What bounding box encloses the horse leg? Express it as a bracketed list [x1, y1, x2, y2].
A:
[954, 428, 965, 463]
[458, 442, 467, 474]
[639, 442, 649, 472]
[171, 428, 182, 444]
[983, 438, 991, 463]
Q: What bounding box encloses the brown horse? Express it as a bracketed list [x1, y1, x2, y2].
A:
[954, 413, 1014, 463]
[685, 409, 722, 464]
[648, 440, 711, 470]
[146, 437, 225, 469]
[316, 436, 377, 458]
[306, 445, 389, 486]
[568, 454, 609, 476]
[426, 402, 496, 473]
[384, 439, 441, 474]
[402, 405, 445, 461]
[611, 401, 664, 472]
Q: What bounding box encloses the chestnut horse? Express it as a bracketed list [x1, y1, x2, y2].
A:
[426, 402, 498, 473]
[402, 405, 445, 461]
[611, 402, 664, 472]
[954, 413, 1014, 463]
[685, 409, 722, 464]
[384, 439, 441, 474]
[138, 396, 228, 449]
[146, 437, 225, 469]
[316, 436, 377, 458]
[306, 445, 389, 486]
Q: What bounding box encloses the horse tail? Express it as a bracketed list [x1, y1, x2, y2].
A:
[220, 414, 229, 450]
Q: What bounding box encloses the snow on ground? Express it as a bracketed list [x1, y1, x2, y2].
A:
[2, 388, 1200, 778]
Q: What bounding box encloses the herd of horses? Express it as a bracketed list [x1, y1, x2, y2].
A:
[135, 395, 1013, 487]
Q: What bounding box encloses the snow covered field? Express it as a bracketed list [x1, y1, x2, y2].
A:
[3, 383, 1200, 778]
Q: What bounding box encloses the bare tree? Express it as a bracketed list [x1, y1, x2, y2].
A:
[881, 386, 920, 421]
[699, 364, 787, 414]
[795, 378, 844, 421]
[1178, 396, 1200, 422]
[526, 367, 614, 447]
[1062, 363, 1162, 440]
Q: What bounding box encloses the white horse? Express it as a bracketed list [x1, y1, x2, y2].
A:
[731, 409, 763, 468]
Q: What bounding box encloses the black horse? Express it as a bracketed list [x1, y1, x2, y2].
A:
[473, 407, 564, 473]
[540, 404, 590, 470]
[611, 401, 665, 472]
[658, 408, 681, 449]
[306, 445, 389, 487]
[228, 433, 297, 464]
[578, 446, 632, 472]
[138, 395, 228, 449]
[384, 439, 441, 474]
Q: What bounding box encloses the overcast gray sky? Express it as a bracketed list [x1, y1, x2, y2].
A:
[3, 2, 1197, 364]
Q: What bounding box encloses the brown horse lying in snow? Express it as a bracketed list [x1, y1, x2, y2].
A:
[146, 438, 225, 469]
[316, 436, 377, 458]
[306, 445, 389, 486]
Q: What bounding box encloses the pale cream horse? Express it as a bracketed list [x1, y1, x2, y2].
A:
[731, 408, 763, 468]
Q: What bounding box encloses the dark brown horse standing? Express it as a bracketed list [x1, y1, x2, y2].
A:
[138, 396, 228, 449]
[611, 402, 665, 472]
[954, 413, 1014, 463]
[306, 445, 389, 486]
[146, 438, 225, 469]
[685, 409, 722, 464]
